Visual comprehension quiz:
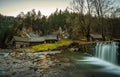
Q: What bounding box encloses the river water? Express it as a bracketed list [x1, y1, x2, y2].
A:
[76, 56, 120, 77]
[0, 42, 120, 77]
[95, 42, 118, 64]
[75, 42, 120, 77]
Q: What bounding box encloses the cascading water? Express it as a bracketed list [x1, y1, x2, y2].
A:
[95, 42, 118, 64]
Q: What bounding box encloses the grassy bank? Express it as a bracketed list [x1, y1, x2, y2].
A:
[27, 39, 73, 52]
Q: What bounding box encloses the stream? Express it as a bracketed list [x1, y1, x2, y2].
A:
[75, 56, 120, 77]
[0, 41, 120, 77]
[73, 41, 120, 77]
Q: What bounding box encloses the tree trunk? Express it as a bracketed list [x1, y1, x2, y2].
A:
[86, 24, 90, 41]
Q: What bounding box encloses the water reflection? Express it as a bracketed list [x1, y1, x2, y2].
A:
[39, 54, 48, 72]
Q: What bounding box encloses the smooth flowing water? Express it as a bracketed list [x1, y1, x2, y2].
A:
[77, 57, 120, 77]
[95, 42, 118, 64]
[76, 42, 120, 77]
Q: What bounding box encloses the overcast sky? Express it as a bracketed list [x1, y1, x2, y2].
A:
[0, 0, 72, 17]
[0, 0, 119, 17]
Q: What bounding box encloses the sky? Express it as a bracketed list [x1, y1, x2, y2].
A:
[0, 0, 72, 17]
[0, 0, 120, 17]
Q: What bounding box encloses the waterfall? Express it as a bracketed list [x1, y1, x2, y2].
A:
[95, 42, 118, 64]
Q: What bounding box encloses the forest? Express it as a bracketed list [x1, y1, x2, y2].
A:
[0, 0, 120, 48]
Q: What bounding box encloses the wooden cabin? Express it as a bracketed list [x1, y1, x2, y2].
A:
[11, 34, 58, 48]
[11, 36, 30, 48]
[90, 34, 103, 41]
[11, 36, 44, 48]
[44, 35, 58, 43]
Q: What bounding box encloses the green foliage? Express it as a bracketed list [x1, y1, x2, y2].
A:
[29, 39, 73, 52]
[0, 14, 15, 48]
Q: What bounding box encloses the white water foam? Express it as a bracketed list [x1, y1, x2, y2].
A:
[78, 57, 120, 75]
[95, 42, 118, 64]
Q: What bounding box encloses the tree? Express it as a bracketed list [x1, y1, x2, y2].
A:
[48, 9, 68, 33]
[85, 0, 94, 41]
[0, 14, 15, 48]
[108, 7, 120, 39]
[70, 0, 94, 41]
[92, 0, 115, 40]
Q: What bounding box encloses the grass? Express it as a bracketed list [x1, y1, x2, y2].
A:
[27, 39, 73, 52]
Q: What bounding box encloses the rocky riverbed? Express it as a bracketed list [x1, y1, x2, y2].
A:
[0, 50, 120, 77]
[0, 50, 81, 77]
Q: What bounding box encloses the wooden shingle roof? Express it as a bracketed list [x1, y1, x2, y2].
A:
[90, 34, 102, 39]
[13, 36, 29, 42]
[13, 34, 58, 42]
